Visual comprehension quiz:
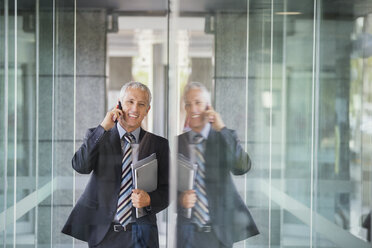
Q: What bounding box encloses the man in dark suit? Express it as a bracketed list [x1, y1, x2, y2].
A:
[177, 82, 259, 248]
[62, 82, 169, 248]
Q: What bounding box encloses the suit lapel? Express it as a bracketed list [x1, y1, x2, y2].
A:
[108, 125, 123, 179]
[137, 128, 149, 160]
[178, 132, 191, 159]
[178, 130, 216, 165]
[203, 128, 219, 217]
[139, 127, 146, 142]
[205, 128, 218, 169]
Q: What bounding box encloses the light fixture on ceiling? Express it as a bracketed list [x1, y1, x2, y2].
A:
[275, 12, 302, 15]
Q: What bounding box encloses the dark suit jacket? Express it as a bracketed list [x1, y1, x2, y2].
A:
[177, 127, 259, 247]
[62, 125, 169, 246]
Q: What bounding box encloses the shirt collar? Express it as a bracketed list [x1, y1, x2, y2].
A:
[189, 122, 211, 141]
[117, 122, 140, 143]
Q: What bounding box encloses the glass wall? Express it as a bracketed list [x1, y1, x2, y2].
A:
[0, 0, 77, 246]
[0, 0, 372, 247]
[169, 0, 372, 247]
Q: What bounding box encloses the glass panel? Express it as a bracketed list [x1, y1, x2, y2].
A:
[53, 0, 75, 246]
[14, 0, 37, 245]
[244, 4, 275, 247]
[105, 7, 169, 248]
[5, 0, 16, 246]
[37, 0, 54, 246]
[358, 14, 372, 245]
[173, 1, 262, 248]
[172, 0, 372, 247]
[314, 1, 372, 247]
[276, 1, 315, 247]
[0, 0, 6, 246]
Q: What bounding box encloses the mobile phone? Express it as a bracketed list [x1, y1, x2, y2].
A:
[118, 101, 122, 110]
[115, 101, 123, 123]
[206, 105, 212, 123]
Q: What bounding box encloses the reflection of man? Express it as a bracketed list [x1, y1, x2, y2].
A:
[62, 82, 169, 248]
[177, 82, 259, 248]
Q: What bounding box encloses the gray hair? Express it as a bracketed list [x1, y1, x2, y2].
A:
[119, 81, 152, 106]
[183, 82, 211, 105]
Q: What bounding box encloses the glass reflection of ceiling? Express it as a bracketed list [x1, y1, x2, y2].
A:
[11, 0, 372, 19]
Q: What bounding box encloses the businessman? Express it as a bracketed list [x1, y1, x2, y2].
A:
[62, 82, 169, 248]
[177, 82, 259, 248]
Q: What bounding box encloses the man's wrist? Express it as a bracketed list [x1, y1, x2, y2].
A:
[219, 126, 226, 131]
[100, 122, 110, 131]
[216, 125, 226, 132]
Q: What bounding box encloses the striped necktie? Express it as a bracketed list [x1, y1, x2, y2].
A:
[116, 133, 135, 226]
[192, 134, 210, 227]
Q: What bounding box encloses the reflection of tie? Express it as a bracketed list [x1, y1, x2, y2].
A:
[192, 134, 210, 227]
[116, 133, 135, 226]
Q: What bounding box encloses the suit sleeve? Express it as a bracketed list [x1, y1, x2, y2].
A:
[72, 125, 107, 174]
[147, 138, 169, 214]
[219, 127, 252, 175]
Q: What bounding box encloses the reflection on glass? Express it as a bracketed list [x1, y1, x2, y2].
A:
[176, 82, 259, 248]
[0, 0, 5, 246]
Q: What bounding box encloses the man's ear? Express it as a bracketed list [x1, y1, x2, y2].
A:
[146, 105, 151, 114]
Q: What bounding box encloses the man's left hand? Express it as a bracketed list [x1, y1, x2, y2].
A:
[205, 105, 225, 131]
[131, 189, 151, 208]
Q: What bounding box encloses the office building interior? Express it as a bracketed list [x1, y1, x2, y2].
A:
[1, 0, 372, 247]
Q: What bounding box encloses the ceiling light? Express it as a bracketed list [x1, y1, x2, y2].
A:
[276, 12, 302, 15]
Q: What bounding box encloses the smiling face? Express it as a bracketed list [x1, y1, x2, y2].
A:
[118, 87, 150, 132]
[184, 88, 209, 133]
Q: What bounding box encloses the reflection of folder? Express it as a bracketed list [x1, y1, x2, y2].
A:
[132, 153, 157, 218]
[178, 154, 197, 218]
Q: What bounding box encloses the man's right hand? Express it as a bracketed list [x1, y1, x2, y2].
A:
[180, 190, 196, 209]
[100, 108, 123, 131]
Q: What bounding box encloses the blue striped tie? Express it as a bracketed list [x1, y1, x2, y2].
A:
[192, 134, 210, 227]
[116, 133, 135, 226]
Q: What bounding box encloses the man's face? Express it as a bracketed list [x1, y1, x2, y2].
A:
[119, 87, 150, 132]
[185, 88, 208, 133]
